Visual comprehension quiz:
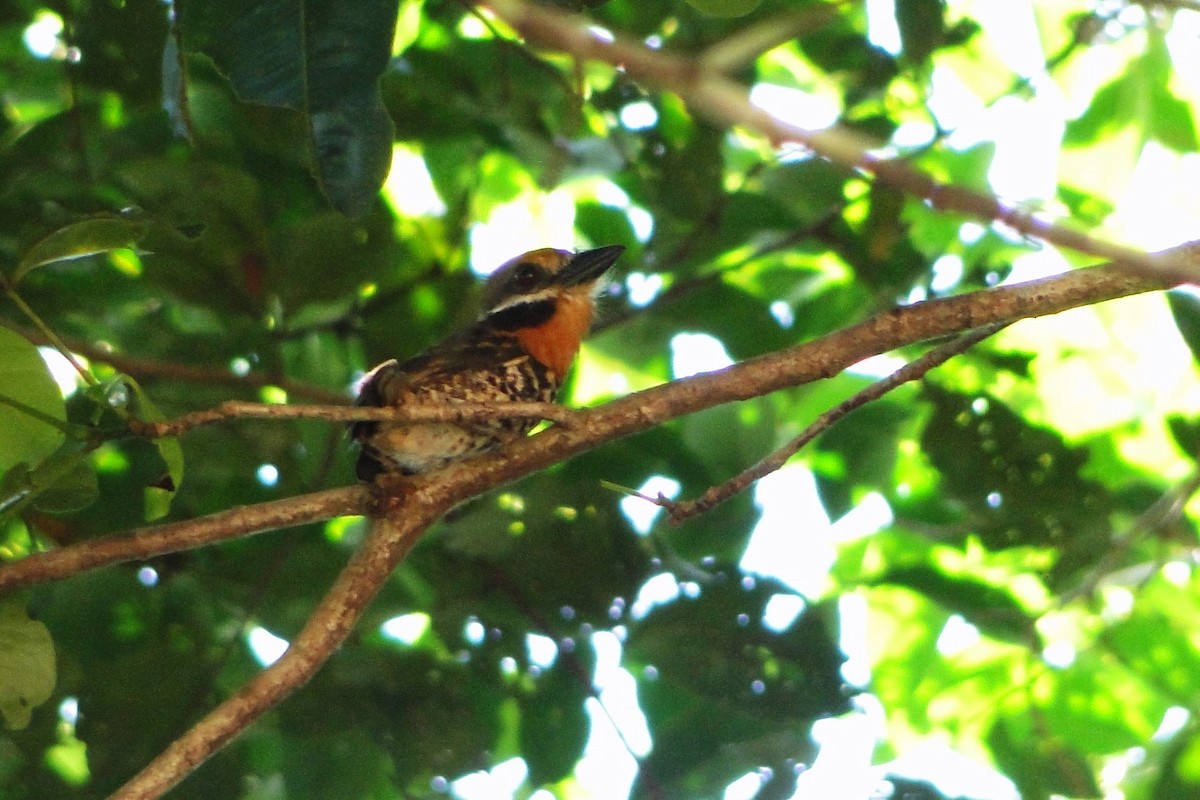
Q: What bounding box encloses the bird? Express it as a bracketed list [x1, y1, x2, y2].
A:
[352, 245, 624, 481]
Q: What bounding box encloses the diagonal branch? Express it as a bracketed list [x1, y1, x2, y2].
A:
[111, 496, 447, 800]
[658, 321, 1010, 523]
[29, 252, 1184, 800]
[485, 0, 1198, 284]
[7, 257, 1177, 597]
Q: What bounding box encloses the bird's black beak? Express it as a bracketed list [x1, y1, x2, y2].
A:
[556, 245, 625, 287]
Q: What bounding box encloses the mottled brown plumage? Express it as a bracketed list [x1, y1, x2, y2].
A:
[353, 245, 623, 480]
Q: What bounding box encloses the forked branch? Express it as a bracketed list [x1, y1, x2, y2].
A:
[99, 254, 1184, 799]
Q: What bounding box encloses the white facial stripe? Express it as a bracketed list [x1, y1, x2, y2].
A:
[483, 288, 560, 317]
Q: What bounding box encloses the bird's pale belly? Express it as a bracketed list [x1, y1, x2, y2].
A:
[369, 418, 531, 474]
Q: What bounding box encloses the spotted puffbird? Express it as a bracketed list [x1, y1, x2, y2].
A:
[352, 245, 624, 480]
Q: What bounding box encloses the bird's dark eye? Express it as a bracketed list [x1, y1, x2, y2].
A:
[512, 263, 540, 292]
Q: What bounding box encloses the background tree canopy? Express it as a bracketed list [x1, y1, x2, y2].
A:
[2, 0, 1200, 798]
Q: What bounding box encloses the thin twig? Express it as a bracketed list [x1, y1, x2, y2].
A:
[659, 322, 1009, 522]
[6, 323, 351, 404]
[127, 399, 580, 438]
[3, 289, 97, 385]
[1059, 464, 1200, 605]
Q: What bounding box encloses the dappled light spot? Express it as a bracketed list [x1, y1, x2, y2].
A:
[936, 614, 981, 657]
[1163, 560, 1191, 586]
[23, 11, 77, 63]
[135, 566, 158, 588]
[496, 492, 525, 513]
[1042, 641, 1076, 669]
[847, 352, 905, 379]
[526, 633, 558, 668]
[726, 769, 769, 800]
[763, 593, 806, 632]
[58, 696, 78, 726]
[631, 572, 680, 620]
[255, 463, 279, 487]
[607, 596, 626, 620]
[1154, 706, 1190, 742]
[38, 347, 83, 396]
[384, 145, 447, 217]
[670, 332, 733, 378]
[931, 254, 964, 293]
[749, 83, 840, 132]
[380, 612, 429, 646]
[92, 444, 129, 474]
[618, 474, 680, 534]
[625, 272, 664, 307]
[769, 300, 794, 328]
[246, 626, 288, 667]
[451, 757, 528, 800]
[463, 617, 485, 646]
[468, 192, 575, 277]
[619, 101, 657, 131]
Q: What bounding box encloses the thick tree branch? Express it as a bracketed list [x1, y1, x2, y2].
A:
[485, 0, 1197, 284]
[0, 487, 368, 591]
[7, 258, 1177, 598]
[34, 254, 1184, 800]
[111, 497, 445, 800]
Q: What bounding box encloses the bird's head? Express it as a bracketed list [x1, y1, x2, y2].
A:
[480, 245, 624, 374]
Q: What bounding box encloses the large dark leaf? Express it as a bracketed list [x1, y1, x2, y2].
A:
[919, 384, 1113, 584]
[626, 574, 848, 794]
[173, 0, 399, 215]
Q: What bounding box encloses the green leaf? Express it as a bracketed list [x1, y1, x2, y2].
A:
[124, 378, 184, 521]
[989, 712, 1100, 799]
[1105, 611, 1200, 705]
[176, 0, 400, 215]
[919, 384, 1113, 584]
[895, 0, 947, 65]
[684, 0, 763, 18]
[872, 565, 1034, 644]
[1168, 290, 1200, 367]
[0, 329, 66, 479]
[1167, 414, 1200, 460]
[520, 659, 592, 785]
[1143, 31, 1198, 152]
[1064, 32, 1197, 154]
[32, 454, 100, 515]
[13, 216, 148, 284]
[0, 600, 56, 730]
